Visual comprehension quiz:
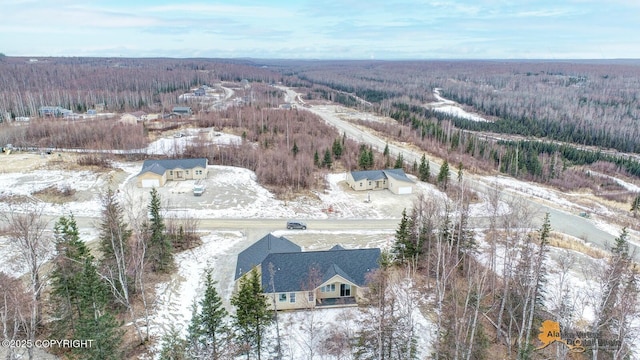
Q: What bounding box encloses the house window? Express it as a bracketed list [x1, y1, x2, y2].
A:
[308, 291, 314, 302]
[186, 170, 189, 175]
[169, 171, 173, 176]
[340, 284, 351, 297]
[368, 181, 371, 186]
[279, 293, 287, 302]
[290, 293, 296, 303]
[195, 170, 203, 175]
[359, 182, 362, 187]
[321, 284, 336, 293]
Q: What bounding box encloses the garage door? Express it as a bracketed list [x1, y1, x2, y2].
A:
[141, 179, 160, 188]
[397, 186, 412, 195]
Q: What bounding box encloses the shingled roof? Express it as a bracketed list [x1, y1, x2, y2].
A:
[350, 168, 414, 183]
[235, 234, 301, 280]
[138, 158, 207, 176]
[261, 247, 381, 293]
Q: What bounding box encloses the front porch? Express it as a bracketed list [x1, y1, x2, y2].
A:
[316, 296, 357, 308]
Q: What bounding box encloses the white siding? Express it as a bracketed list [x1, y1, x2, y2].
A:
[141, 179, 160, 188]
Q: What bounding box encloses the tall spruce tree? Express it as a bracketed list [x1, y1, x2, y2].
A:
[75, 256, 123, 360]
[418, 154, 430, 182]
[147, 188, 173, 272]
[631, 194, 640, 218]
[437, 160, 450, 190]
[392, 209, 416, 263]
[99, 188, 131, 269]
[358, 145, 370, 170]
[50, 215, 90, 337]
[332, 137, 343, 159]
[187, 269, 230, 359]
[323, 149, 333, 169]
[394, 153, 404, 169]
[159, 325, 187, 360]
[231, 268, 272, 360]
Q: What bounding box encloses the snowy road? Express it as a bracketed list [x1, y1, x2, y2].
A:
[294, 92, 627, 257]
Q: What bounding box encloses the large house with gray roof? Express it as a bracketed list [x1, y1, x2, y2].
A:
[235, 233, 301, 281]
[346, 168, 414, 194]
[136, 158, 208, 188]
[235, 234, 381, 310]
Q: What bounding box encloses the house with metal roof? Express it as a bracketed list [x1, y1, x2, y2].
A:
[136, 158, 208, 188]
[235, 233, 301, 281]
[235, 235, 381, 310]
[172, 106, 193, 116]
[346, 168, 414, 194]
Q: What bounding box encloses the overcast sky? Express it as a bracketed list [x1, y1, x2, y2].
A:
[2, 0, 639, 59]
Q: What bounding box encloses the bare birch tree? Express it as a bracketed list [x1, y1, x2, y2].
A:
[1, 205, 51, 360]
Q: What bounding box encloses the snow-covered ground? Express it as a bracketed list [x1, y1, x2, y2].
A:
[146, 128, 242, 156]
[147, 229, 433, 359]
[427, 88, 491, 122]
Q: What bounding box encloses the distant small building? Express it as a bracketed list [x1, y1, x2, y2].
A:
[194, 87, 206, 96]
[119, 114, 139, 125]
[86, 109, 97, 116]
[346, 168, 414, 195]
[136, 158, 208, 188]
[39, 106, 72, 118]
[172, 106, 193, 116]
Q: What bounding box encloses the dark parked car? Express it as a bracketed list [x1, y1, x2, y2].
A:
[286, 220, 307, 230]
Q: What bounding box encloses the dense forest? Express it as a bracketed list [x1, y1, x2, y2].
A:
[0, 57, 280, 117]
[2, 57, 640, 190]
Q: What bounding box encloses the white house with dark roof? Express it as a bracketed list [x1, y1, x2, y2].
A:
[136, 158, 208, 188]
[172, 106, 193, 116]
[346, 168, 414, 194]
[235, 234, 381, 311]
[235, 233, 301, 281]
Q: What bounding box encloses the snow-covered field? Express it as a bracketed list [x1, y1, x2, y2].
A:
[427, 88, 491, 122]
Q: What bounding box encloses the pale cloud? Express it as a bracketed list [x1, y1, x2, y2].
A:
[1, 0, 639, 59]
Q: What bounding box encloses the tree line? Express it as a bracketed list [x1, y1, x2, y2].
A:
[388, 187, 638, 359]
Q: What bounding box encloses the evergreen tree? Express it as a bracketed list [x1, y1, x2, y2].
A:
[313, 150, 320, 168]
[291, 141, 299, 157]
[99, 188, 131, 264]
[418, 154, 430, 182]
[332, 137, 343, 159]
[383, 143, 389, 157]
[50, 215, 90, 337]
[187, 269, 230, 359]
[412, 159, 418, 173]
[148, 188, 173, 272]
[323, 148, 333, 169]
[159, 325, 187, 360]
[358, 145, 369, 169]
[75, 257, 123, 360]
[437, 160, 450, 190]
[232, 268, 272, 360]
[631, 194, 640, 218]
[367, 146, 374, 168]
[457, 162, 464, 182]
[394, 153, 404, 169]
[392, 209, 416, 263]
